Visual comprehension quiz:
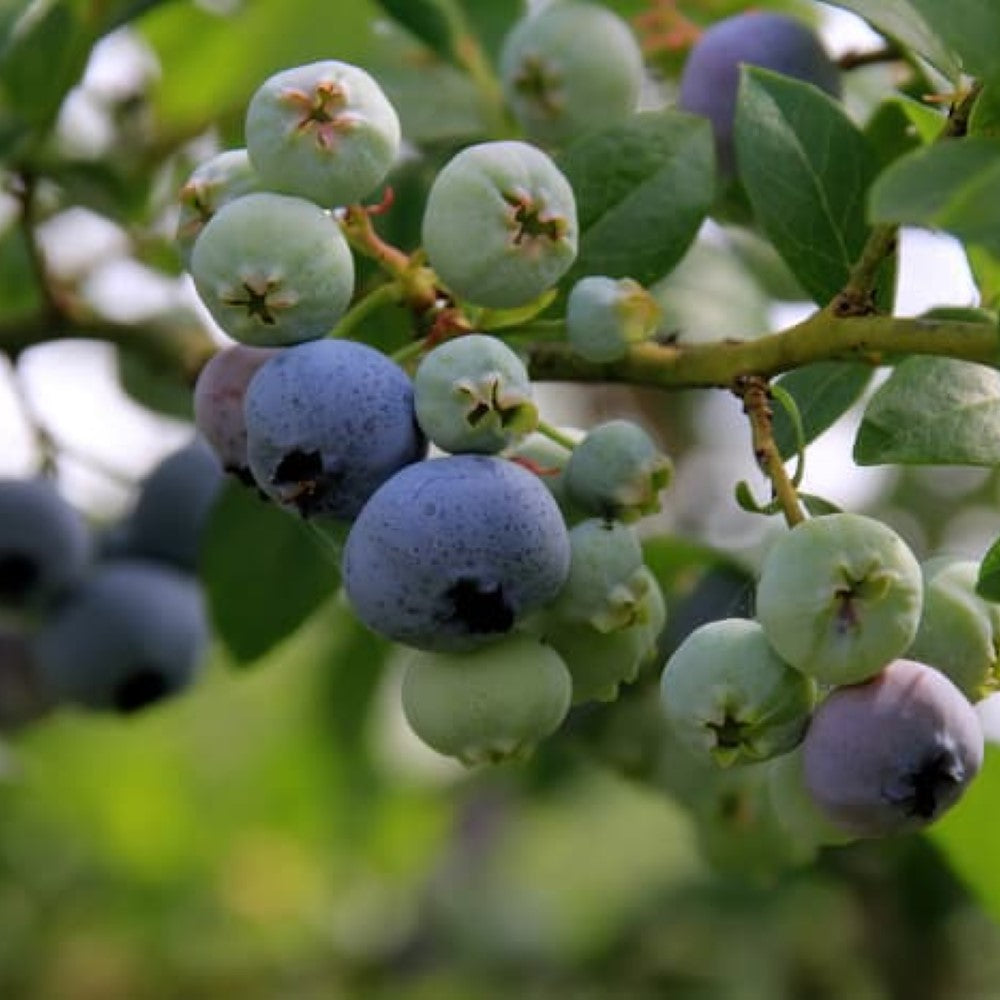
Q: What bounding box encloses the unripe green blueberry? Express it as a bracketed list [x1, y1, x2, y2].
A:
[908, 557, 1000, 701]
[755, 513, 923, 685]
[637, 566, 667, 665]
[413, 334, 538, 454]
[190, 191, 355, 346]
[660, 618, 816, 767]
[421, 140, 578, 309]
[543, 617, 649, 704]
[548, 517, 647, 632]
[245, 60, 401, 207]
[564, 419, 672, 522]
[499, 0, 644, 147]
[400, 634, 572, 765]
[176, 148, 262, 264]
[801, 658, 984, 837]
[565, 276, 661, 363]
[504, 426, 587, 521]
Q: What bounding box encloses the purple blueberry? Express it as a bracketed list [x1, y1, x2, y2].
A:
[679, 12, 840, 176]
[0, 478, 91, 613]
[802, 658, 984, 837]
[342, 455, 571, 652]
[244, 339, 427, 519]
[194, 344, 280, 482]
[33, 559, 210, 713]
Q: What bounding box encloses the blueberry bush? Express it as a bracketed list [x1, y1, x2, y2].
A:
[4, 0, 1000, 995]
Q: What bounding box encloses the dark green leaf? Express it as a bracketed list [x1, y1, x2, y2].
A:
[118, 346, 194, 420]
[907, 0, 1000, 85]
[734, 68, 878, 306]
[455, 0, 523, 61]
[374, 0, 460, 62]
[823, 1, 962, 80]
[0, 1, 94, 132]
[970, 84, 1000, 139]
[967, 245, 1000, 310]
[558, 110, 714, 287]
[201, 481, 342, 663]
[0, 222, 42, 321]
[800, 494, 842, 517]
[976, 537, 1000, 601]
[772, 362, 874, 460]
[854, 356, 1000, 466]
[869, 138, 1000, 256]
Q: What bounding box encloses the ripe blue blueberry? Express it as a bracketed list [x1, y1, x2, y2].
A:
[0, 478, 91, 614]
[118, 438, 224, 573]
[244, 339, 427, 519]
[679, 12, 840, 176]
[343, 455, 571, 652]
[34, 560, 210, 713]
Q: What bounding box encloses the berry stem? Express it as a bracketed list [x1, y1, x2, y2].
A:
[330, 281, 403, 340]
[534, 420, 578, 452]
[736, 375, 805, 528]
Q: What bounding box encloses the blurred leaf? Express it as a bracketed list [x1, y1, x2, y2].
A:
[734, 68, 878, 306]
[202, 481, 341, 663]
[976, 537, 1000, 601]
[0, 222, 43, 321]
[722, 227, 807, 302]
[374, 0, 460, 62]
[558, 110, 714, 288]
[854, 356, 1000, 466]
[970, 84, 1000, 138]
[141, 0, 380, 137]
[772, 362, 873, 460]
[823, 0, 962, 81]
[906, 0, 1000, 85]
[869, 138, 1000, 256]
[370, 23, 487, 144]
[0, 0, 94, 134]
[967, 245, 1000, 309]
[931, 745, 1000, 923]
[118, 345, 194, 420]
[455, 0, 523, 61]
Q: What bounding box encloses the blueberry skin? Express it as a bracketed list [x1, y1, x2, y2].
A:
[245, 339, 427, 519]
[679, 12, 840, 175]
[343, 455, 571, 652]
[802, 658, 984, 837]
[120, 438, 225, 573]
[0, 478, 91, 613]
[34, 559, 210, 713]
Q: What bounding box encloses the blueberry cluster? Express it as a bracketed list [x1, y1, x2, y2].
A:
[0, 440, 222, 727]
[660, 513, 989, 844]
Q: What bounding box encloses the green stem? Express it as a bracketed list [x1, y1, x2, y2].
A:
[330, 281, 403, 340]
[534, 420, 578, 451]
[522, 310, 999, 391]
[390, 338, 428, 367]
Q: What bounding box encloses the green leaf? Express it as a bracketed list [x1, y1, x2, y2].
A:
[931, 745, 1000, 924]
[117, 346, 194, 421]
[734, 68, 879, 306]
[557, 110, 714, 288]
[373, 0, 460, 62]
[823, 1, 962, 81]
[455, 0, 523, 61]
[854, 356, 1000, 466]
[141, 0, 380, 137]
[201, 481, 342, 663]
[907, 0, 1000, 85]
[970, 84, 1000, 139]
[772, 362, 874, 460]
[0, 0, 94, 133]
[976, 536, 1000, 601]
[967, 245, 1000, 310]
[869, 138, 1000, 256]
